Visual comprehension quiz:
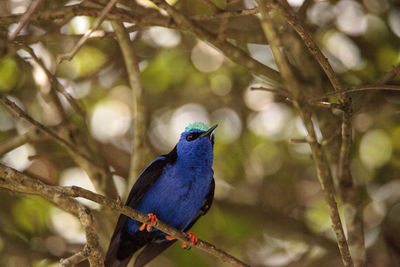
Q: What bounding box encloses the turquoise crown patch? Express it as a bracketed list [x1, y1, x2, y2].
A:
[185, 122, 210, 132]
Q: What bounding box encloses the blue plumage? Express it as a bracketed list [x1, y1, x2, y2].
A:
[105, 123, 217, 267]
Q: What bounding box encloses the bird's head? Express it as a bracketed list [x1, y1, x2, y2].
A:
[176, 122, 217, 164]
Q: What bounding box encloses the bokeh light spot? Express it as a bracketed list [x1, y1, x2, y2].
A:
[1, 144, 35, 171]
[211, 108, 242, 143]
[360, 129, 392, 169]
[191, 41, 224, 73]
[90, 99, 131, 142]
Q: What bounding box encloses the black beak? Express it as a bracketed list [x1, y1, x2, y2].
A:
[199, 124, 218, 139]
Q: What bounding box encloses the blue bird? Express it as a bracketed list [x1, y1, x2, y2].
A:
[105, 122, 217, 267]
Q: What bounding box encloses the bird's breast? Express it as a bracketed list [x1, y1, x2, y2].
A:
[136, 162, 212, 231]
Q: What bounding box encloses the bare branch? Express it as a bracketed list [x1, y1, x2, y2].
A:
[0, 164, 104, 266]
[309, 85, 400, 102]
[111, 21, 147, 192]
[0, 94, 118, 198]
[0, 128, 44, 156]
[191, 8, 259, 21]
[151, 0, 282, 83]
[59, 245, 89, 267]
[267, 0, 344, 92]
[8, 0, 44, 41]
[57, 0, 120, 63]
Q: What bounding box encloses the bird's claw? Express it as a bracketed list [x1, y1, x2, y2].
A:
[182, 232, 198, 249]
[139, 213, 158, 232]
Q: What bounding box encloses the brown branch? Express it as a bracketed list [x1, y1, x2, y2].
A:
[0, 164, 104, 266]
[59, 245, 90, 267]
[0, 163, 250, 267]
[17, 45, 118, 199]
[377, 64, 400, 84]
[191, 7, 259, 21]
[57, 0, 120, 63]
[249, 83, 292, 97]
[0, 94, 118, 198]
[265, 0, 363, 264]
[111, 21, 147, 192]
[21, 45, 86, 118]
[256, 1, 354, 266]
[8, 0, 44, 40]
[309, 85, 400, 101]
[267, 0, 344, 92]
[151, 0, 282, 83]
[0, 128, 44, 156]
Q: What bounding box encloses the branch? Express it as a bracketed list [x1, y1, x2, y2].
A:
[151, 0, 281, 83]
[57, 0, 120, 63]
[377, 64, 400, 84]
[0, 128, 44, 156]
[309, 84, 400, 101]
[21, 45, 86, 118]
[0, 94, 118, 198]
[267, 0, 344, 92]
[256, 1, 353, 266]
[111, 21, 147, 192]
[0, 164, 104, 266]
[59, 245, 90, 267]
[191, 7, 258, 21]
[8, 0, 44, 40]
[0, 163, 250, 267]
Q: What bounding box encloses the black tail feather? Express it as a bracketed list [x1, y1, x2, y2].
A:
[134, 240, 176, 267]
[105, 215, 154, 267]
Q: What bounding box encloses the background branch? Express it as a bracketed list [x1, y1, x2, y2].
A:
[111, 21, 147, 192]
[256, 1, 353, 266]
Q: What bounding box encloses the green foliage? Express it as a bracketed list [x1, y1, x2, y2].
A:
[11, 196, 52, 236]
[0, 56, 21, 92]
[141, 49, 193, 93]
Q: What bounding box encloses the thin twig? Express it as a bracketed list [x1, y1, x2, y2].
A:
[21, 45, 86, 118]
[0, 163, 250, 267]
[0, 95, 103, 175]
[57, 0, 120, 63]
[0, 128, 44, 156]
[191, 7, 259, 21]
[249, 83, 292, 97]
[59, 245, 90, 267]
[8, 0, 44, 40]
[377, 64, 400, 84]
[309, 85, 400, 102]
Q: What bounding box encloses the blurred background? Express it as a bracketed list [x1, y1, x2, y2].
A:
[0, 0, 400, 266]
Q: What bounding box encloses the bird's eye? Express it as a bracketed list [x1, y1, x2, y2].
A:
[186, 133, 196, 141]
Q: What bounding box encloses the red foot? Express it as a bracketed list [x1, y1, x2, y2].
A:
[139, 213, 158, 232]
[182, 232, 198, 249]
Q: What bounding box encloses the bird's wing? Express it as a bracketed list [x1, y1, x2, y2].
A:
[134, 177, 216, 267]
[126, 145, 177, 207]
[105, 146, 178, 267]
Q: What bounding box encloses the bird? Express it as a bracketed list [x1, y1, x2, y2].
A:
[105, 122, 217, 267]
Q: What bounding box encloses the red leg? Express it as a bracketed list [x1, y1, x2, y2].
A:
[181, 232, 198, 249]
[139, 213, 159, 232]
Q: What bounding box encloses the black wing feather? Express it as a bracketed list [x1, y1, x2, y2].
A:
[133, 177, 216, 267]
[105, 147, 177, 267]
